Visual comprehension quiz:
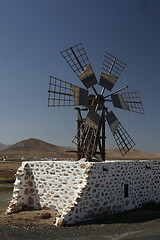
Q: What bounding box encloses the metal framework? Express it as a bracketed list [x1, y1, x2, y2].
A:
[60, 43, 97, 89]
[121, 92, 144, 114]
[106, 111, 135, 156]
[110, 91, 144, 114]
[114, 122, 135, 156]
[48, 76, 74, 107]
[60, 43, 90, 76]
[101, 51, 126, 78]
[99, 51, 126, 91]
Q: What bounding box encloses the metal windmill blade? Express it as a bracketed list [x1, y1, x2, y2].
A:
[85, 108, 101, 129]
[106, 111, 135, 155]
[60, 43, 98, 89]
[111, 91, 144, 114]
[71, 85, 89, 106]
[99, 51, 126, 91]
[48, 76, 88, 107]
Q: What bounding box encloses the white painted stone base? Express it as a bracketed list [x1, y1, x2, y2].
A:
[6, 160, 160, 225]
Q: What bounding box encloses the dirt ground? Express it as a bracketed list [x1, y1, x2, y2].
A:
[0, 209, 58, 226]
[0, 161, 21, 179]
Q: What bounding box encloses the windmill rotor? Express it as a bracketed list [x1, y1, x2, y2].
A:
[48, 43, 144, 161]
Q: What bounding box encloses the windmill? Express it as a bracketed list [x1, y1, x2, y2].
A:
[48, 43, 144, 161]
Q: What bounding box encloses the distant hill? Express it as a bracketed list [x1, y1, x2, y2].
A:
[0, 138, 76, 158]
[0, 138, 159, 160]
[0, 143, 11, 150]
[107, 148, 160, 160]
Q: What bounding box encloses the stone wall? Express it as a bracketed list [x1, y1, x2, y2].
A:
[6, 160, 160, 225]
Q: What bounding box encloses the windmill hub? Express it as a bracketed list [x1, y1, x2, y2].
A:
[95, 94, 105, 105]
[88, 94, 105, 108]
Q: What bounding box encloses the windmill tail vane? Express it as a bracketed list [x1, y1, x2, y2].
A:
[48, 43, 144, 161]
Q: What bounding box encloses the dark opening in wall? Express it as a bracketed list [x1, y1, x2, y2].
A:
[124, 184, 129, 198]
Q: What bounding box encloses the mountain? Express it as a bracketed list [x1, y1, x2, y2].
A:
[0, 138, 76, 158]
[0, 143, 11, 150]
[0, 138, 159, 160]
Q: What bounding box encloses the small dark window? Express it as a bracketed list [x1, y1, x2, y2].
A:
[124, 184, 129, 198]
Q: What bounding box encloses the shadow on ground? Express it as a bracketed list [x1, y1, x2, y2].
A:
[76, 202, 160, 226]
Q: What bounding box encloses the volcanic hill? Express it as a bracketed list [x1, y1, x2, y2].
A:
[107, 148, 160, 160]
[0, 138, 159, 160]
[0, 138, 76, 158]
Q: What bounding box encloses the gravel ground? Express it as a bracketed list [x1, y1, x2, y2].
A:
[1, 220, 160, 240]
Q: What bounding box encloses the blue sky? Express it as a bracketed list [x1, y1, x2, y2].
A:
[0, 0, 159, 153]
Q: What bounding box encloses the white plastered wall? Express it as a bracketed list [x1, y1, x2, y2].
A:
[6, 160, 160, 225]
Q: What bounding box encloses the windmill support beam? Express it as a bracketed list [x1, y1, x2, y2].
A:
[96, 110, 106, 161]
[101, 110, 106, 161]
[75, 107, 85, 160]
[75, 108, 106, 161]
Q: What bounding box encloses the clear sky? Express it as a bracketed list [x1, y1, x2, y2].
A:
[0, 0, 159, 153]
